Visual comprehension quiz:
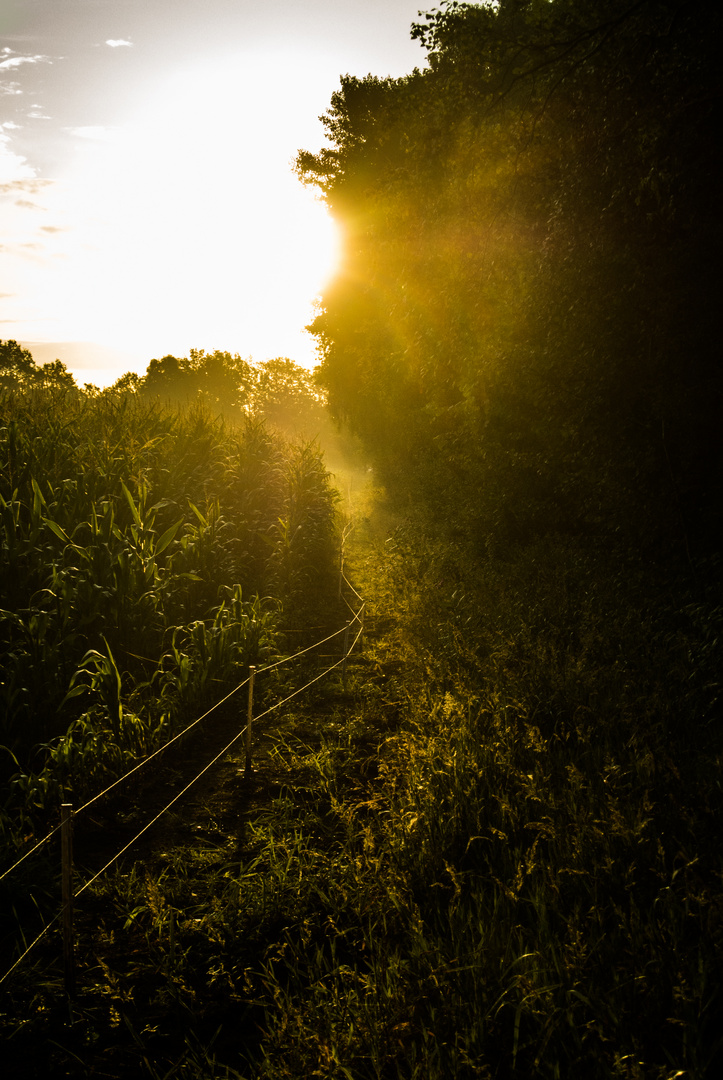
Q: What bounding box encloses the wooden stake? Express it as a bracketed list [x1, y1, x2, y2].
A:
[342, 621, 350, 692]
[245, 666, 256, 779]
[61, 802, 75, 996]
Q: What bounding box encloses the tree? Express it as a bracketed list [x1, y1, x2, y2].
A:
[34, 358, 76, 389]
[297, 0, 722, 558]
[142, 354, 192, 401]
[0, 340, 39, 388]
[188, 349, 254, 412]
[110, 371, 143, 393]
[250, 358, 327, 437]
[0, 341, 76, 390]
[140, 350, 253, 416]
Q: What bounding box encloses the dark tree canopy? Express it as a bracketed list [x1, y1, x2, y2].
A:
[297, 0, 722, 561]
[141, 349, 254, 413]
[137, 350, 329, 438]
[0, 340, 76, 390]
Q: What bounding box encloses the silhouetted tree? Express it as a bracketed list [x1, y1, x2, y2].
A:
[34, 358, 76, 389]
[298, 0, 722, 560]
[111, 371, 143, 393]
[1, 341, 76, 390]
[140, 350, 253, 416]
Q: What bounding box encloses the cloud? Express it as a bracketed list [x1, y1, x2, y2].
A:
[0, 54, 51, 71]
[105, 39, 132, 48]
[40, 225, 65, 233]
[0, 128, 35, 183]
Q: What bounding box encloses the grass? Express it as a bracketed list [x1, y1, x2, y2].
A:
[0, 487, 721, 1078]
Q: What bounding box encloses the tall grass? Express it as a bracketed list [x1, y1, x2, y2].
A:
[204, 511, 719, 1078]
[1, 468, 720, 1078]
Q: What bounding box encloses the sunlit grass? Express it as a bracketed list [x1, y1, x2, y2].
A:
[1, 482, 721, 1078]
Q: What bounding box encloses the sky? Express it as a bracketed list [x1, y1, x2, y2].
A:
[0, 0, 428, 386]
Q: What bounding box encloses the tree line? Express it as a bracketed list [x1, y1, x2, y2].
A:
[297, 0, 721, 564]
[0, 341, 327, 439]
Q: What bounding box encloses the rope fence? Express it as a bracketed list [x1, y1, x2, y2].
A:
[0, 820, 65, 885]
[256, 622, 346, 675]
[0, 604, 362, 888]
[0, 676, 253, 887]
[0, 568, 367, 993]
[341, 571, 364, 606]
[0, 907, 65, 991]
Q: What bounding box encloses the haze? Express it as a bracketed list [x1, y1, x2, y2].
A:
[0, 0, 426, 386]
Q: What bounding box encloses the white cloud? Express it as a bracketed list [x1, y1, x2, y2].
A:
[0, 129, 35, 183]
[105, 39, 132, 48]
[0, 54, 51, 71]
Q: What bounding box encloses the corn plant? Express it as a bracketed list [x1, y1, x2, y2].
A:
[1, 383, 340, 858]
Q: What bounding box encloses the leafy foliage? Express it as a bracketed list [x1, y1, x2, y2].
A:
[1, 4, 721, 1073]
[2, 504, 720, 1078]
[136, 350, 333, 442]
[298, 0, 722, 560]
[0, 339, 76, 390]
[139, 349, 254, 415]
[0, 384, 339, 838]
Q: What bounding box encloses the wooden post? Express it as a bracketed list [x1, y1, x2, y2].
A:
[360, 603, 365, 652]
[61, 802, 75, 996]
[342, 621, 350, 692]
[169, 908, 175, 967]
[245, 665, 256, 779]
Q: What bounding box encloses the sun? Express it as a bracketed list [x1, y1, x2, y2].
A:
[44, 52, 339, 369]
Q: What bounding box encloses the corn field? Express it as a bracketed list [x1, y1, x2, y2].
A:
[0, 384, 339, 853]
